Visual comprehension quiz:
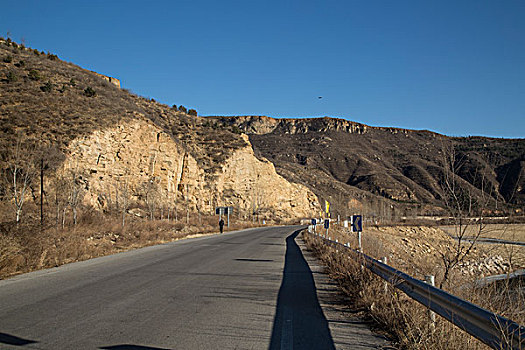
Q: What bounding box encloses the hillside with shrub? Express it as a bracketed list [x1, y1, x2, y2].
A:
[0, 38, 247, 178]
[209, 116, 525, 219]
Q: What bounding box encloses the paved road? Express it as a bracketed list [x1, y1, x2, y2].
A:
[0, 226, 388, 349]
[456, 236, 525, 246]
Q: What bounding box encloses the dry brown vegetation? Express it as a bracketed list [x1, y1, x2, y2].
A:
[0, 204, 260, 280]
[303, 224, 525, 349]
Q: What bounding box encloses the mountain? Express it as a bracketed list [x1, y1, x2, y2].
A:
[209, 116, 525, 218]
[1, 37, 523, 225]
[0, 39, 318, 223]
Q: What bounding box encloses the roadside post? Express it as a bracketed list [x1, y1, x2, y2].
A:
[425, 275, 436, 330]
[225, 206, 233, 227]
[381, 257, 388, 293]
[351, 215, 363, 252]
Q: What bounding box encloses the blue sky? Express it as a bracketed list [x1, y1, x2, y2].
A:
[2, 0, 524, 138]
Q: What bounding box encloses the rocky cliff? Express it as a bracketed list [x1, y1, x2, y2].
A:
[210, 115, 368, 135]
[62, 116, 318, 220]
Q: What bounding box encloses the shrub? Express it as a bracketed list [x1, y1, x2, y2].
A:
[47, 53, 58, 60]
[178, 105, 187, 113]
[58, 84, 68, 93]
[231, 125, 242, 134]
[33, 49, 40, 55]
[12, 42, 18, 49]
[3, 55, 12, 63]
[84, 86, 96, 97]
[28, 69, 41, 81]
[40, 81, 53, 92]
[15, 60, 25, 67]
[171, 104, 178, 109]
[69, 78, 76, 86]
[188, 109, 198, 116]
[6, 71, 17, 83]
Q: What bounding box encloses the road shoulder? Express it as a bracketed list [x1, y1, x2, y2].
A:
[297, 234, 392, 349]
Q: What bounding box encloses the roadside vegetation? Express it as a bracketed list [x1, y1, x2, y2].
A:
[303, 224, 525, 349]
[303, 143, 524, 349]
[0, 205, 261, 280]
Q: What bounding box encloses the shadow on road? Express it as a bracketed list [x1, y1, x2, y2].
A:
[269, 229, 335, 349]
[100, 345, 172, 350]
[0, 332, 37, 346]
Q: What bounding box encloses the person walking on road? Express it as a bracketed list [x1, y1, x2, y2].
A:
[219, 218, 225, 234]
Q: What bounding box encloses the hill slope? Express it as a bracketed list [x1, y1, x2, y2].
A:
[0, 39, 318, 222]
[210, 116, 525, 218]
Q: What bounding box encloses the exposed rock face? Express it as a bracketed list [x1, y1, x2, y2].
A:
[215, 137, 319, 218]
[62, 116, 318, 220]
[210, 116, 370, 135]
[92, 71, 121, 88]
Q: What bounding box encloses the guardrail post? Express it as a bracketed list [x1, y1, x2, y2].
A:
[425, 275, 436, 330]
[358, 232, 362, 252]
[381, 257, 388, 293]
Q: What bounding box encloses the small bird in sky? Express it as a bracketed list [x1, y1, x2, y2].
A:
[318, 96, 323, 99]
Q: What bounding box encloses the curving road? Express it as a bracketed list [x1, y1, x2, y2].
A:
[0, 226, 388, 349]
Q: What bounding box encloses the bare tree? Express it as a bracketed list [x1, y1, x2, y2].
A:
[36, 146, 64, 225]
[143, 177, 160, 220]
[52, 172, 69, 229]
[437, 142, 494, 288]
[66, 168, 86, 225]
[117, 177, 131, 228]
[4, 137, 37, 223]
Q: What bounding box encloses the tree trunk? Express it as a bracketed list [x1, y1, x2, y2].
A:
[62, 207, 67, 228]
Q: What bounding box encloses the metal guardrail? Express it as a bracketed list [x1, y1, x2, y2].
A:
[305, 227, 525, 350]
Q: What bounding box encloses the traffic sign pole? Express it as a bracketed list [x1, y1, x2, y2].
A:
[351, 215, 363, 252]
[324, 219, 330, 238]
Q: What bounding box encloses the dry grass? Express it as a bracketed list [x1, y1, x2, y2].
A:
[303, 228, 525, 349]
[0, 208, 261, 280]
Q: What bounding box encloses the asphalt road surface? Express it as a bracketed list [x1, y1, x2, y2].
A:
[0, 226, 389, 349]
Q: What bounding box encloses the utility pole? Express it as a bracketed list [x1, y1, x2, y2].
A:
[185, 183, 189, 224]
[40, 157, 44, 225]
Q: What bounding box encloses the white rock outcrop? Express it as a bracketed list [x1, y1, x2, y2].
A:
[62, 116, 319, 220]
